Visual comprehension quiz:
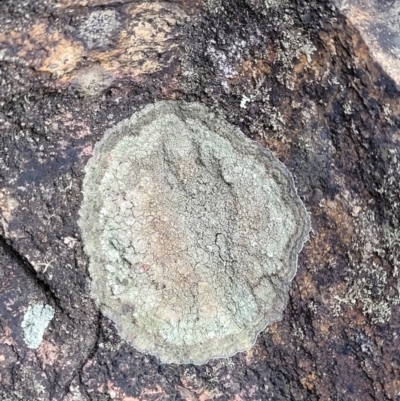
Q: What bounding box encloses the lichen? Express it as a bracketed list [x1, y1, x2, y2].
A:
[79, 101, 310, 364]
[276, 30, 316, 65]
[331, 209, 399, 324]
[331, 148, 400, 324]
[21, 304, 55, 349]
[76, 10, 121, 50]
[275, 29, 316, 89]
[72, 65, 115, 97]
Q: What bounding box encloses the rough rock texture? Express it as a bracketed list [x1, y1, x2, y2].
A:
[0, 0, 399, 400]
[335, 0, 400, 87]
[0, 1, 189, 82]
[79, 100, 310, 364]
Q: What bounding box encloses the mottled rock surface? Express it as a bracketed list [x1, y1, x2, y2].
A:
[335, 0, 400, 87]
[0, 0, 399, 400]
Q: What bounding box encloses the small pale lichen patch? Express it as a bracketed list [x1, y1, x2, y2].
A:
[79, 101, 310, 364]
[21, 304, 55, 349]
[76, 9, 121, 50]
[71, 64, 115, 96]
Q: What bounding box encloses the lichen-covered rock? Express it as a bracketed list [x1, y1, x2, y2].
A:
[2, 0, 399, 398]
[79, 100, 310, 364]
[0, 2, 186, 82]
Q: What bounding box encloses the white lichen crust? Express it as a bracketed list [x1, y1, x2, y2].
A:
[79, 101, 310, 364]
[21, 304, 55, 349]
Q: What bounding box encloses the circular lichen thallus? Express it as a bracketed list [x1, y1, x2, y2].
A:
[79, 100, 310, 364]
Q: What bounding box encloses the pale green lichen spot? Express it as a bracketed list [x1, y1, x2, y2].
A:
[21, 304, 55, 349]
[79, 101, 310, 364]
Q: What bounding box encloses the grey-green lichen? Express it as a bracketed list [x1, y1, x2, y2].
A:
[332, 147, 400, 324]
[79, 100, 310, 364]
[21, 304, 54, 349]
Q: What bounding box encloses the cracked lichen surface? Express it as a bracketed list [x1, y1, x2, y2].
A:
[79, 101, 310, 364]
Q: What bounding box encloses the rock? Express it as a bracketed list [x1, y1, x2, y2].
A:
[335, 0, 400, 88]
[0, 0, 399, 400]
